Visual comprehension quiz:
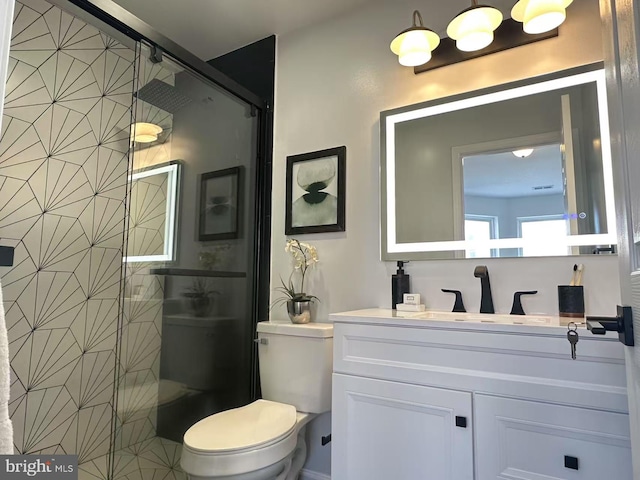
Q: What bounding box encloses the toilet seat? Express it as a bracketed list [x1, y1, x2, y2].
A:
[181, 400, 300, 478]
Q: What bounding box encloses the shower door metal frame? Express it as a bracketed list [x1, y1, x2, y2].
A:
[62, 0, 265, 109]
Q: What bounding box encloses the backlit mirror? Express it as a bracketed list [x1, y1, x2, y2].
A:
[124, 161, 180, 262]
[381, 64, 616, 260]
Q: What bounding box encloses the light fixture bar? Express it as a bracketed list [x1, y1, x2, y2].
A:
[415, 18, 557, 74]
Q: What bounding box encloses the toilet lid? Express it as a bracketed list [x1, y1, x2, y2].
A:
[183, 400, 297, 453]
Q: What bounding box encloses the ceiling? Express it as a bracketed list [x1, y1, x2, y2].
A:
[463, 144, 565, 198]
[110, 0, 516, 60]
[111, 0, 374, 59]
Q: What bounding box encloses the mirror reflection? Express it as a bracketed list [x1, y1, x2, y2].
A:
[463, 143, 567, 258]
[382, 65, 616, 260]
[124, 161, 180, 262]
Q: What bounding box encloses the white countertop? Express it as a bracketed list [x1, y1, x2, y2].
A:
[329, 308, 620, 340]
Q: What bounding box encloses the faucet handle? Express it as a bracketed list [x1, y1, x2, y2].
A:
[510, 291, 538, 315]
[442, 289, 466, 313]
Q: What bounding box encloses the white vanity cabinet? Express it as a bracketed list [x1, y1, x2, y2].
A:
[332, 374, 473, 480]
[475, 395, 632, 479]
[330, 309, 632, 480]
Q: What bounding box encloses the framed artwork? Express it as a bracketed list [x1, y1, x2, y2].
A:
[285, 146, 346, 235]
[199, 166, 243, 241]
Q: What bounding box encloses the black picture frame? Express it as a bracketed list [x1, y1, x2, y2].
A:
[198, 166, 243, 241]
[285, 146, 346, 235]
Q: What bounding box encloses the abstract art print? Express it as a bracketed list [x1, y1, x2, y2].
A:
[285, 146, 346, 234]
[199, 166, 243, 241]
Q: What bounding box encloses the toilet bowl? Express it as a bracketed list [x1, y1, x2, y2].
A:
[180, 322, 333, 480]
[181, 400, 315, 480]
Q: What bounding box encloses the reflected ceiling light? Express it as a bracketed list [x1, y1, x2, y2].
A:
[513, 148, 534, 158]
[390, 10, 440, 67]
[131, 122, 162, 143]
[447, 0, 503, 52]
[511, 0, 573, 34]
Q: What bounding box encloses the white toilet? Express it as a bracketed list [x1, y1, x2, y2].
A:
[180, 321, 334, 480]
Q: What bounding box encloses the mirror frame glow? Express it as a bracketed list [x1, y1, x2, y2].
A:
[381, 64, 616, 259]
[124, 162, 180, 263]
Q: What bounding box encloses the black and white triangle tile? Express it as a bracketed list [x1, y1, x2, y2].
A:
[1, 1, 177, 479]
[2, 0, 134, 466]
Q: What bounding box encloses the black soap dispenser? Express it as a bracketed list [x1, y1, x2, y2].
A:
[392, 261, 410, 309]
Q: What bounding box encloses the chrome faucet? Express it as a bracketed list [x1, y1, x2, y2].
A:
[474, 265, 494, 314]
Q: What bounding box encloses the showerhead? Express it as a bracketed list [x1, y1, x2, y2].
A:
[135, 79, 193, 114]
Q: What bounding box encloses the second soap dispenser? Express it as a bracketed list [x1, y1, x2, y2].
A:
[392, 261, 410, 309]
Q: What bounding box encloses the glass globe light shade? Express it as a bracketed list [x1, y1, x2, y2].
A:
[447, 5, 503, 52]
[511, 0, 573, 35]
[391, 29, 439, 66]
[390, 11, 440, 67]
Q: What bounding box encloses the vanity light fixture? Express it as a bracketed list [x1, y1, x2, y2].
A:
[390, 10, 440, 67]
[512, 148, 534, 158]
[447, 0, 503, 52]
[131, 122, 162, 143]
[511, 0, 573, 34]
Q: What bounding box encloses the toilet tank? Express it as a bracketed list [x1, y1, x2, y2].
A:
[257, 321, 333, 413]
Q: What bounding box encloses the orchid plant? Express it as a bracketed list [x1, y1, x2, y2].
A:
[273, 239, 319, 306]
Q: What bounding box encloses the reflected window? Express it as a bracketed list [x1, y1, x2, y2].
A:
[518, 215, 569, 256]
[465, 215, 498, 258]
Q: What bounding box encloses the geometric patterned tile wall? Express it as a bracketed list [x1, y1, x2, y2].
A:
[0, 0, 134, 469]
[0, 1, 181, 478]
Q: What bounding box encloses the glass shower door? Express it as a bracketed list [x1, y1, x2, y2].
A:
[113, 42, 260, 480]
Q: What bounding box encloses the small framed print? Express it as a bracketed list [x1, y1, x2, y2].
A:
[198, 166, 243, 241]
[285, 146, 346, 235]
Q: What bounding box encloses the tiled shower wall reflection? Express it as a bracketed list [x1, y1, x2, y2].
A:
[0, 0, 134, 465]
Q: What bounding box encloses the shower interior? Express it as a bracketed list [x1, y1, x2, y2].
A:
[0, 1, 262, 479]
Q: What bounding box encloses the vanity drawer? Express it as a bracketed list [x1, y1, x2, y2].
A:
[332, 322, 627, 412]
[474, 394, 632, 480]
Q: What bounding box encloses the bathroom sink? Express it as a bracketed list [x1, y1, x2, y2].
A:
[409, 310, 555, 326]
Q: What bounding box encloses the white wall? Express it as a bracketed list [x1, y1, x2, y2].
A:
[272, 0, 618, 475]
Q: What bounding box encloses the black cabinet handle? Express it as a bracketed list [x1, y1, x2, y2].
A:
[564, 455, 579, 470]
[586, 305, 635, 346]
[321, 434, 332, 445]
[455, 416, 467, 428]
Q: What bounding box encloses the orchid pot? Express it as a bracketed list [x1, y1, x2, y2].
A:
[287, 297, 313, 324]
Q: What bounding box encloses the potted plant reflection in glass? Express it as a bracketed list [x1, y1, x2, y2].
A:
[273, 239, 319, 324]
